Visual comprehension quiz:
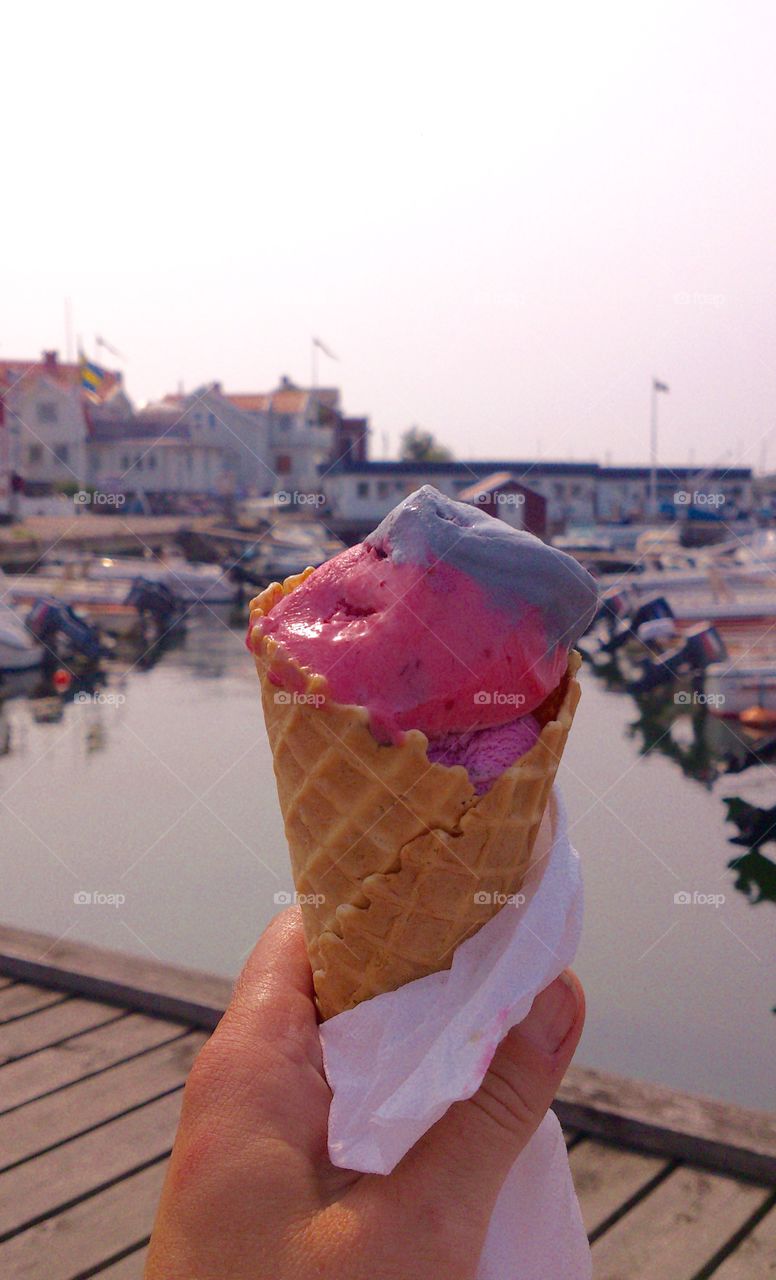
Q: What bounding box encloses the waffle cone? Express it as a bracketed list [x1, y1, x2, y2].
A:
[250, 570, 581, 1019]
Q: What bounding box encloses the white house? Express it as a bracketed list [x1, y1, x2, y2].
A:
[322, 460, 599, 541]
[0, 351, 94, 493]
[225, 377, 340, 495]
[595, 467, 753, 521]
[89, 436, 225, 496]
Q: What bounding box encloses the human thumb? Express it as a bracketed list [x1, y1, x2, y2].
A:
[395, 971, 584, 1224]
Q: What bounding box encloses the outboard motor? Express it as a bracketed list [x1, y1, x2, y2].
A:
[26, 597, 105, 663]
[125, 577, 184, 634]
[601, 596, 674, 653]
[630, 623, 728, 693]
[593, 586, 634, 634]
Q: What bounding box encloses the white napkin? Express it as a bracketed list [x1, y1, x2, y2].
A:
[319, 788, 591, 1280]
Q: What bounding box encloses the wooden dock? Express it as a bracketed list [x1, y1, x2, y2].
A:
[0, 924, 773, 1279]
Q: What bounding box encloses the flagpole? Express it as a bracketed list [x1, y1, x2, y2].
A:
[649, 379, 658, 517]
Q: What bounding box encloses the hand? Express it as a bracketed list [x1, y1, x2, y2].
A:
[146, 908, 584, 1280]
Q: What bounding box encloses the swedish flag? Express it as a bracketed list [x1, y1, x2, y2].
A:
[80, 353, 106, 402]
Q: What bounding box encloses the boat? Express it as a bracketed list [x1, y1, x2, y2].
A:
[86, 555, 239, 604]
[0, 568, 183, 639]
[0, 603, 44, 674]
[233, 518, 345, 585]
[704, 660, 776, 718]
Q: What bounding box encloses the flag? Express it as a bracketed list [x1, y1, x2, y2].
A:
[96, 334, 124, 360]
[654, 379, 670, 393]
[313, 336, 338, 361]
[79, 352, 106, 402]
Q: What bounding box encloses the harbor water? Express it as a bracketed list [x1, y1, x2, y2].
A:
[1, 607, 774, 1111]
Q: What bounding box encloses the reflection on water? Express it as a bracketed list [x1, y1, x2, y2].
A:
[1, 611, 774, 1110]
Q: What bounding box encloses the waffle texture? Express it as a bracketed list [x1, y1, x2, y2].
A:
[250, 571, 581, 1019]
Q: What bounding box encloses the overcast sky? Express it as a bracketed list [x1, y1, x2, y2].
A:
[3, 1, 775, 470]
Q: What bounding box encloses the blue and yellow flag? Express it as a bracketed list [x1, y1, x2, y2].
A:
[79, 352, 106, 402]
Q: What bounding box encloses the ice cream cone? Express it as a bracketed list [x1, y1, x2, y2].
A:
[250, 570, 582, 1020]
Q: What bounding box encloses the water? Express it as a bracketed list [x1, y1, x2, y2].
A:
[1, 610, 773, 1110]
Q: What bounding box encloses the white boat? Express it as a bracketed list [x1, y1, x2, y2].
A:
[0, 568, 181, 638]
[86, 555, 239, 604]
[705, 661, 776, 717]
[241, 520, 344, 580]
[600, 529, 776, 599]
[0, 603, 43, 673]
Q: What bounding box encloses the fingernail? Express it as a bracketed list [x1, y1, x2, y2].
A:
[519, 973, 580, 1054]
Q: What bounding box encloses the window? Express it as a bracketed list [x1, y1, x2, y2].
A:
[37, 402, 57, 424]
[377, 480, 390, 498]
[148, 454, 157, 470]
[553, 482, 565, 498]
[357, 481, 370, 498]
[54, 444, 69, 464]
[136, 457, 144, 471]
[208, 413, 216, 429]
[570, 483, 582, 497]
[28, 444, 43, 464]
[121, 455, 129, 469]
[275, 455, 292, 474]
[395, 481, 405, 492]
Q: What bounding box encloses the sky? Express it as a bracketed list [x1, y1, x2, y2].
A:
[3, 1, 776, 471]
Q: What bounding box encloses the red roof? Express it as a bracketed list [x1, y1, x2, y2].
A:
[224, 386, 339, 416]
[226, 393, 271, 412]
[0, 353, 122, 405]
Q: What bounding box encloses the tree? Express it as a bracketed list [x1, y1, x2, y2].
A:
[399, 426, 453, 463]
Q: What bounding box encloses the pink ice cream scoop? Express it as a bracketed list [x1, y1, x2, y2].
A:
[251, 486, 598, 754]
[426, 715, 541, 794]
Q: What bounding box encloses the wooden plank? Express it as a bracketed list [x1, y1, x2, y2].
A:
[0, 922, 233, 1029]
[0, 1013, 184, 1113]
[93, 1247, 148, 1278]
[0, 999, 123, 1066]
[711, 1203, 776, 1277]
[0, 983, 67, 1023]
[556, 1065, 776, 1183]
[0, 1158, 168, 1279]
[592, 1166, 769, 1279]
[0, 1030, 205, 1170]
[568, 1138, 669, 1234]
[0, 1091, 182, 1237]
